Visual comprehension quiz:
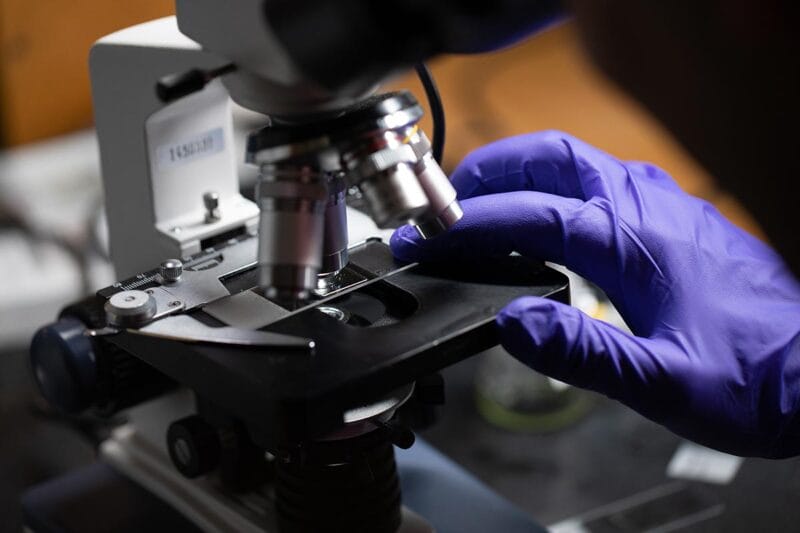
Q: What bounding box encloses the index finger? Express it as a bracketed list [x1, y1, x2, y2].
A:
[450, 130, 618, 202]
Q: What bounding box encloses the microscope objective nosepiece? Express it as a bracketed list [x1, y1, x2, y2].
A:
[245, 91, 465, 301]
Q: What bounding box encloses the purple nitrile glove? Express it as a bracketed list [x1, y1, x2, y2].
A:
[391, 131, 800, 458]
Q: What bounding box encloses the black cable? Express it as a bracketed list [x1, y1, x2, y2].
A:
[415, 63, 446, 165]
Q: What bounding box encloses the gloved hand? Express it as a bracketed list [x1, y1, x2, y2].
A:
[391, 131, 800, 458]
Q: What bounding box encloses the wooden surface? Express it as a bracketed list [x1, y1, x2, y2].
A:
[0, 0, 174, 145]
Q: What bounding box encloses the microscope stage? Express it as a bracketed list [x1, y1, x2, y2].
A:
[103, 240, 569, 449]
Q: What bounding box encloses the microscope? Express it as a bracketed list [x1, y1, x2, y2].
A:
[26, 1, 566, 531]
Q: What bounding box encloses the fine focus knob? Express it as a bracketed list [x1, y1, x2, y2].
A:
[29, 318, 97, 414]
[167, 415, 221, 479]
[159, 259, 183, 283]
[104, 290, 157, 328]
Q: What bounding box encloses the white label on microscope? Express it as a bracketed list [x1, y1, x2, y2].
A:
[156, 127, 224, 170]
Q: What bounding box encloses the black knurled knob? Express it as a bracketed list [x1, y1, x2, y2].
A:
[167, 415, 221, 479]
[372, 419, 416, 450]
[29, 318, 97, 414]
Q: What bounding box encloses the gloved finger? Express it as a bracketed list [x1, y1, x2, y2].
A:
[497, 296, 677, 420]
[449, 130, 682, 203]
[449, 130, 590, 201]
[624, 161, 684, 194]
[391, 190, 645, 301]
[391, 191, 586, 266]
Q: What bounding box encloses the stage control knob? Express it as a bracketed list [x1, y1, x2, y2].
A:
[104, 290, 156, 327]
[29, 318, 97, 414]
[167, 415, 221, 479]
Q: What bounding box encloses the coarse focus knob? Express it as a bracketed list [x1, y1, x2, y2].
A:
[159, 259, 183, 283]
[167, 415, 221, 479]
[29, 318, 97, 414]
[104, 290, 157, 328]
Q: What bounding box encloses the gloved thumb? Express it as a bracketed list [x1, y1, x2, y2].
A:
[497, 296, 670, 408]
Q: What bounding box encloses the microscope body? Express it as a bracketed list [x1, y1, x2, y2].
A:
[90, 17, 260, 278]
[28, 3, 570, 532]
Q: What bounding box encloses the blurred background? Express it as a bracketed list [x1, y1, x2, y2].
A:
[1, 2, 793, 533]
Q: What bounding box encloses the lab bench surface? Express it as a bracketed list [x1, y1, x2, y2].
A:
[423, 355, 800, 532]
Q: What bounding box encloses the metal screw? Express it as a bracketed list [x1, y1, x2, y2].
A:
[168, 301, 182, 308]
[203, 191, 221, 223]
[159, 259, 183, 283]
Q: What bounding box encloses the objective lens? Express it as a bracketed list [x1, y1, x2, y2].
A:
[320, 174, 349, 275]
[357, 162, 429, 228]
[256, 167, 328, 301]
[412, 153, 463, 238]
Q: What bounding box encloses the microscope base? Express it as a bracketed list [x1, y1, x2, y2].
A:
[99, 421, 432, 533]
[22, 437, 545, 533]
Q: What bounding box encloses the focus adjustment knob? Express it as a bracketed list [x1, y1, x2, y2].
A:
[29, 318, 97, 414]
[167, 415, 221, 479]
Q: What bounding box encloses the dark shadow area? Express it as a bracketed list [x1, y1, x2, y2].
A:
[0, 349, 95, 533]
